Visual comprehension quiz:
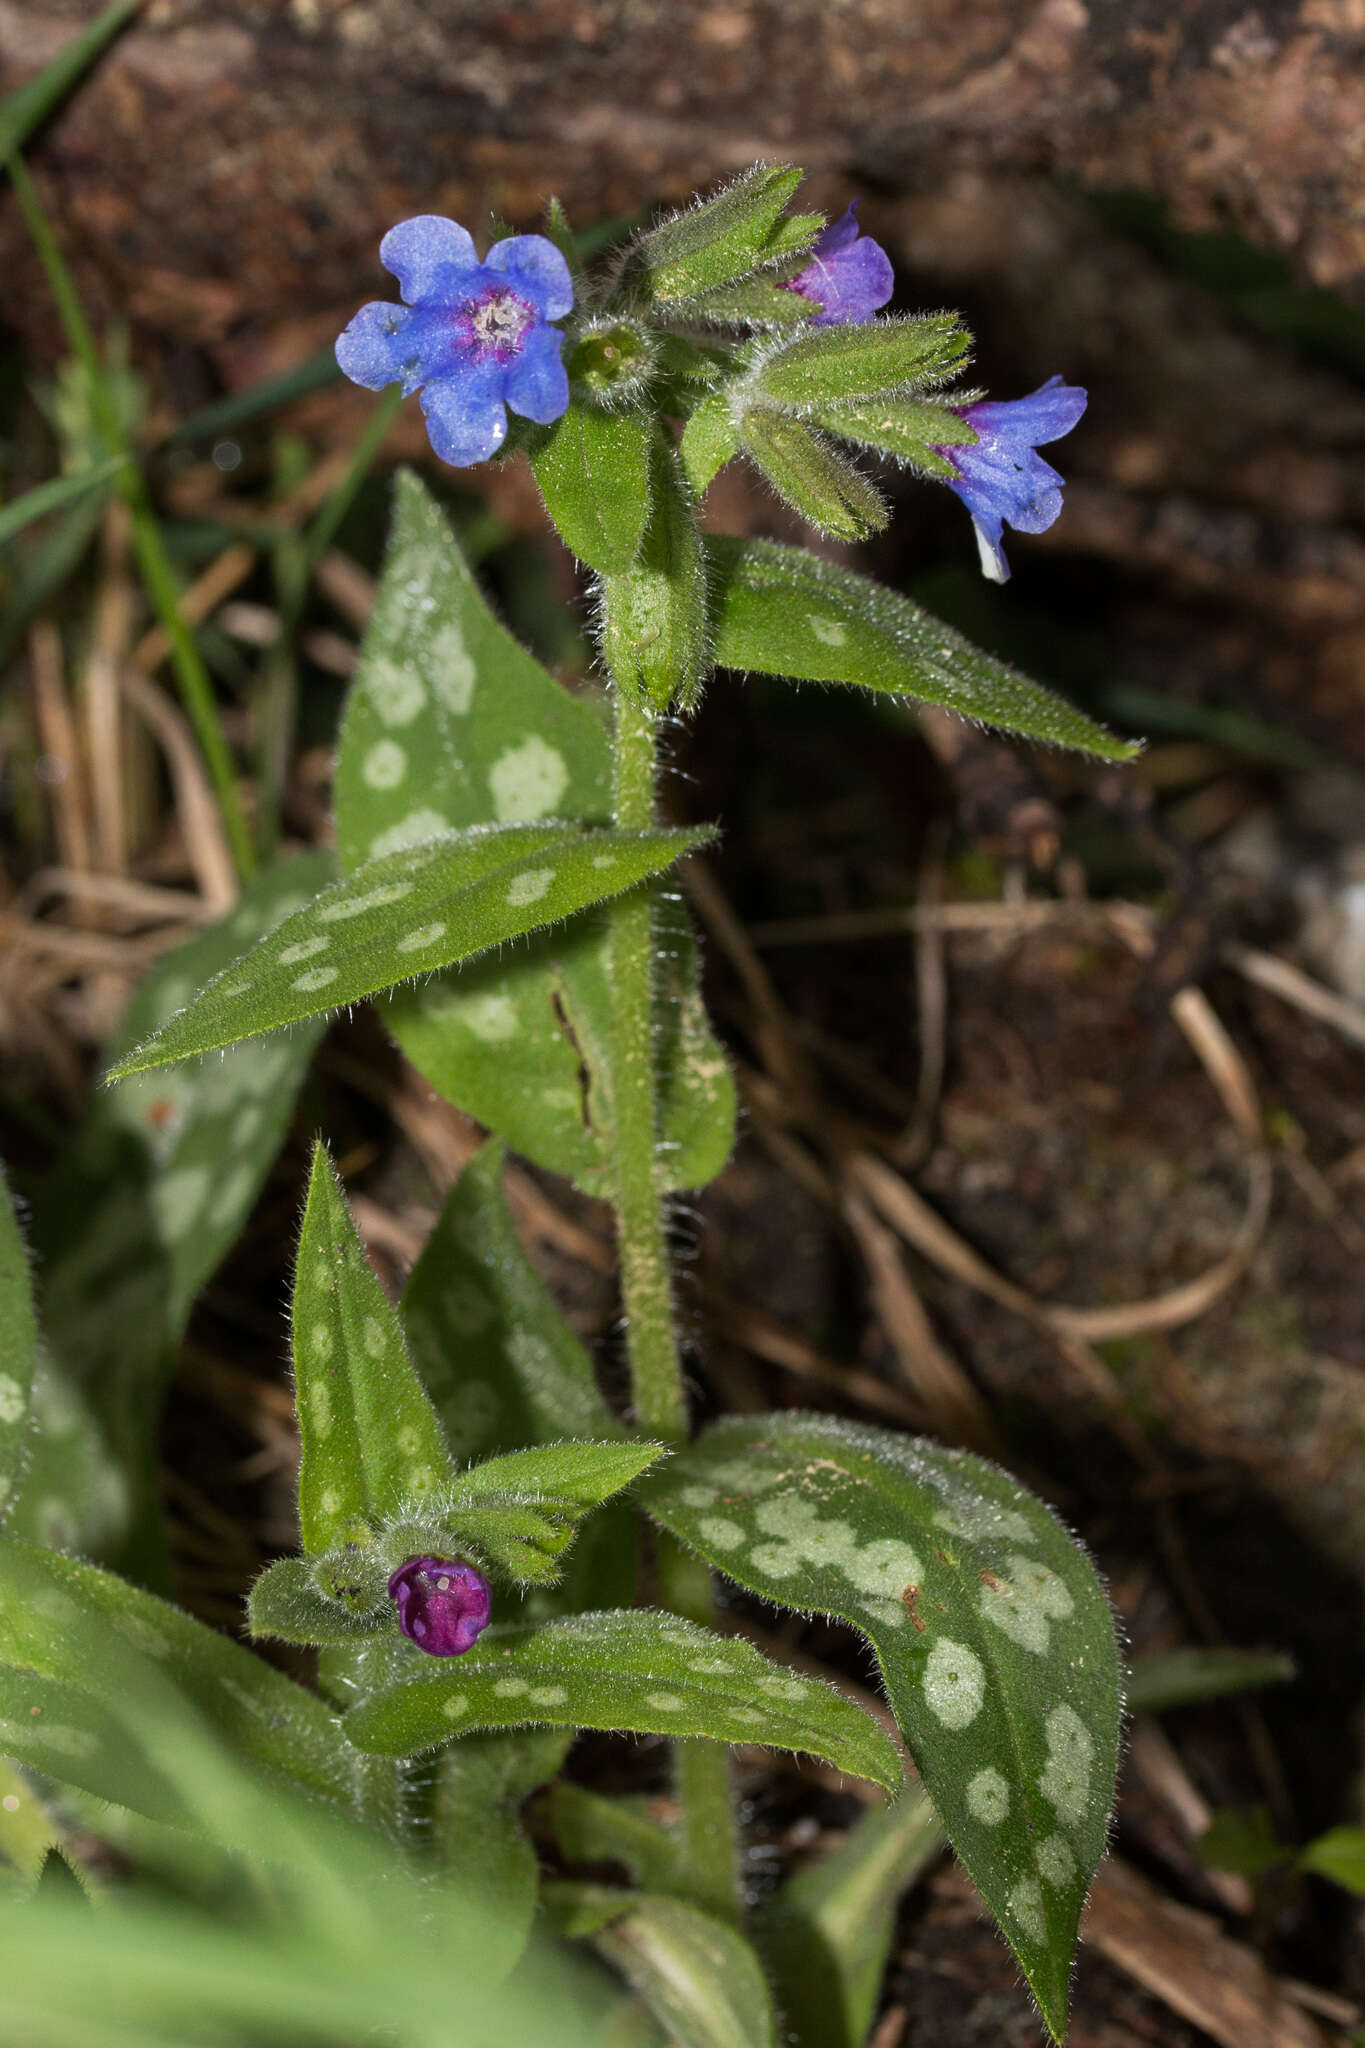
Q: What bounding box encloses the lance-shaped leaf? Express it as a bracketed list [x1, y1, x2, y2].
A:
[0, 1540, 353, 1815]
[640, 1414, 1122, 2042]
[582, 1892, 777, 2048]
[108, 822, 708, 1078]
[600, 438, 712, 712]
[335, 473, 733, 1196]
[294, 1143, 455, 1555]
[634, 163, 810, 302]
[11, 855, 330, 1571]
[805, 394, 977, 478]
[708, 537, 1142, 762]
[345, 1609, 901, 1791]
[0, 1167, 37, 1524]
[740, 414, 888, 542]
[532, 400, 653, 574]
[402, 1140, 616, 1460]
[754, 315, 969, 406]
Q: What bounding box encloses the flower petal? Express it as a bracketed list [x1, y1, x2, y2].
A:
[503, 323, 570, 426]
[380, 216, 478, 303]
[804, 237, 895, 326]
[335, 301, 415, 392]
[420, 364, 509, 467]
[965, 376, 1087, 447]
[486, 234, 575, 320]
[813, 201, 863, 259]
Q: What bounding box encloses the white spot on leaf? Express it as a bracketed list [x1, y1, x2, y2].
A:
[1006, 1875, 1046, 1944]
[645, 1692, 684, 1712]
[278, 935, 330, 966]
[966, 1766, 1010, 1824]
[1036, 1833, 1077, 1888]
[922, 1638, 985, 1729]
[369, 810, 450, 860]
[363, 739, 408, 789]
[396, 920, 447, 954]
[292, 966, 339, 993]
[317, 879, 415, 923]
[489, 737, 569, 823]
[506, 867, 554, 907]
[697, 1516, 744, 1550]
[808, 614, 848, 647]
[0, 1376, 26, 1427]
[365, 657, 426, 726]
[980, 1555, 1075, 1655]
[430, 623, 476, 713]
[1039, 1704, 1093, 1826]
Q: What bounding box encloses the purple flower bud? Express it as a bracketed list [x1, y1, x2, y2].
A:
[388, 1556, 491, 1656]
[336, 217, 574, 467]
[780, 202, 894, 326]
[933, 376, 1088, 584]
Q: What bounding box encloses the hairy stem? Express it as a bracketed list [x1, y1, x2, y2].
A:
[608, 685, 739, 1921]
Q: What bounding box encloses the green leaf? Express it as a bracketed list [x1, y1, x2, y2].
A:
[679, 393, 741, 495]
[0, 456, 122, 549]
[640, 1414, 1122, 2042]
[708, 537, 1143, 762]
[402, 1140, 617, 1461]
[108, 823, 709, 1077]
[293, 1143, 456, 1554]
[0, 1759, 62, 1889]
[10, 856, 329, 1570]
[0, 1540, 353, 1817]
[739, 414, 888, 541]
[600, 438, 712, 711]
[0, 0, 142, 161]
[335, 473, 732, 1196]
[636, 164, 805, 302]
[532, 401, 653, 574]
[248, 1557, 390, 1646]
[754, 316, 969, 406]
[592, 1893, 777, 2048]
[0, 1167, 37, 1524]
[757, 1789, 943, 2048]
[432, 1728, 572, 1973]
[547, 1782, 688, 1896]
[805, 395, 975, 478]
[662, 278, 813, 330]
[344, 1610, 902, 1791]
[1299, 1825, 1365, 1897]
[459, 1440, 666, 1512]
[1125, 1647, 1295, 1714]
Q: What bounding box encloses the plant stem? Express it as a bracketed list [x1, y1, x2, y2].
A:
[608, 684, 740, 1921]
[608, 689, 686, 1446]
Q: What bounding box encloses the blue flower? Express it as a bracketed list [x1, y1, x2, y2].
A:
[336, 217, 574, 467]
[781, 202, 894, 326]
[935, 376, 1087, 584]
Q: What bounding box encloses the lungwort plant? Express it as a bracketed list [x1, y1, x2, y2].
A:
[2, 165, 1138, 2045]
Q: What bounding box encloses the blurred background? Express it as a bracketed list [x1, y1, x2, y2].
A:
[2, 4, 1364, 2044]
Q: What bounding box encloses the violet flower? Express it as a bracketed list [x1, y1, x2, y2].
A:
[781, 201, 894, 326]
[934, 375, 1087, 584]
[388, 1556, 491, 1656]
[336, 217, 574, 467]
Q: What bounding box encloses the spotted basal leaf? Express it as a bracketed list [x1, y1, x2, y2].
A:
[292, 1142, 456, 1556]
[334, 472, 734, 1196]
[0, 1166, 37, 1524]
[401, 1140, 616, 1461]
[707, 537, 1142, 762]
[344, 1609, 901, 1792]
[11, 854, 329, 1569]
[640, 1414, 1121, 2041]
[0, 1539, 353, 1825]
[107, 823, 708, 1078]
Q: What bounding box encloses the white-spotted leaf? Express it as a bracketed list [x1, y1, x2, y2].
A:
[401, 1140, 616, 1460]
[344, 1609, 901, 1792]
[293, 1143, 456, 1556]
[708, 537, 1142, 762]
[108, 823, 708, 1078]
[11, 854, 330, 1567]
[641, 1414, 1121, 2041]
[333, 473, 734, 1194]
